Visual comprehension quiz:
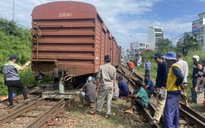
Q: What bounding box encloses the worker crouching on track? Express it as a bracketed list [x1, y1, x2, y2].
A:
[79, 76, 96, 108]
[90, 55, 116, 118]
[3, 55, 31, 108]
[163, 52, 184, 128]
[117, 76, 131, 98]
[143, 74, 155, 98]
[124, 81, 149, 114]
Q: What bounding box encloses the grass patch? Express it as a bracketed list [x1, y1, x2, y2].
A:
[66, 97, 151, 128]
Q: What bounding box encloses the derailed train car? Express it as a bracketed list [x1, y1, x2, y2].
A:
[31, 1, 121, 98]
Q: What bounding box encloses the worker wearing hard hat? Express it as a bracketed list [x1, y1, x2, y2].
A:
[192, 55, 200, 91]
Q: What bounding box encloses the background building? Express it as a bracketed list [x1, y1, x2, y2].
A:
[178, 32, 192, 44]
[192, 12, 205, 51]
[147, 26, 164, 50]
[129, 41, 150, 58]
[135, 41, 150, 53]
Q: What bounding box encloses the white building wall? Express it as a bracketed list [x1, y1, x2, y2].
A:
[147, 27, 164, 50]
[148, 27, 155, 50]
[192, 12, 205, 51]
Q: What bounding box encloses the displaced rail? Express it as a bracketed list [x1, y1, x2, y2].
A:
[116, 64, 160, 128]
[179, 102, 205, 128]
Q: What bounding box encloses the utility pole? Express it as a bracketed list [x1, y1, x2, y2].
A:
[13, 0, 15, 21]
[171, 28, 180, 43]
[183, 33, 188, 56]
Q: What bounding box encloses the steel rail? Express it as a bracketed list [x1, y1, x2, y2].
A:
[0, 97, 44, 125]
[179, 102, 205, 128]
[180, 102, 205, 123]
[25, 98, 65, 128]
[141, 107, 161, 128]
[117, 68, 136, 86]
[120, 64, 143, 81]
[180, 108, 205, 128]
[10, 95, 41, 111]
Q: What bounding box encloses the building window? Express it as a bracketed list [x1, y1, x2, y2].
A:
[155, 29, 163, 32]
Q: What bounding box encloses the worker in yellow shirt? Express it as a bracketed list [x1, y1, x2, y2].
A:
[163, 52, 184, 128]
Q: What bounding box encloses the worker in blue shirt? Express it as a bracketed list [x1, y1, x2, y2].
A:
[144, 74, 155, 97]
[117, 76, 131, 98]
[144, 59, 152, 76]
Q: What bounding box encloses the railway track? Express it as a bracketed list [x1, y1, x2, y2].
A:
[117, 64, 161, 128]
[179, 102, 205, 128]
[0, 95, 74, 128]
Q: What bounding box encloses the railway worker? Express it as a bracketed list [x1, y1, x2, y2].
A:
[144, 59, 152, 76]
[3, 55, 31, 108]
[90, 55, 116, 118]
[127, 60, 135, 75]
[192, 55, 200, 92]
[79, 76, 96, 108]
[176, 53, 189, 106]
[124, 81, 149, 114]
[117, 76, 131, 98]
[163, 52, 184, 128]
[196, 63, 205, 91]
[135, 58, 141, 72]
[143, 74, 155, 98]
[150, 52, 168, 124]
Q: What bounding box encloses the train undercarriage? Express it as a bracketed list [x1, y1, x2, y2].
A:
[35, 67, 96, 99]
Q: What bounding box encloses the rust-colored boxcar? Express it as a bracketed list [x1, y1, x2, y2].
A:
[31, 1, 121, 77]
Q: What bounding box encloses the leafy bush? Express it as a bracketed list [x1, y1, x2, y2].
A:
[0, 18, 35, 96]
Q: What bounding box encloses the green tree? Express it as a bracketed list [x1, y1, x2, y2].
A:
[186, 34, 200, 51]
[175, 34, 200, 55]
[155, 38, 173, 53]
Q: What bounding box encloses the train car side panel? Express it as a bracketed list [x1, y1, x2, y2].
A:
[31, 1, 121, 77]
[32, 2, 96, 76]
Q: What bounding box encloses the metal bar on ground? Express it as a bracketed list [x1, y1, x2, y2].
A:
[142, 108, 161, 128]
[179, 108, 205, 128]
[180, 102, 205, 123]
[25, 98, 65, 128]
[0, 98, 43, 125]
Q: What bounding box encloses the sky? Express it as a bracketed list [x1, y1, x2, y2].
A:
[0, 0, 205, 49]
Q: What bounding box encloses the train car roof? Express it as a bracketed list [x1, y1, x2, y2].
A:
[32, 1, 97, 19]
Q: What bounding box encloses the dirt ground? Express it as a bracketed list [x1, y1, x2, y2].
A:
[49, 97, 153, 128]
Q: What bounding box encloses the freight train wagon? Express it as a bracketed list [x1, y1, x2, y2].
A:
[31, 1, 121, 98]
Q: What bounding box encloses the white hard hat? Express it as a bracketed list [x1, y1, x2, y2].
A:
[192, 55, 200, 62]
[87, 76, 94, 82]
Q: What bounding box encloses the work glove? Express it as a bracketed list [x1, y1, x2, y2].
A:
[26, 61, 31, 66]
[158, 88, 167, 100]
